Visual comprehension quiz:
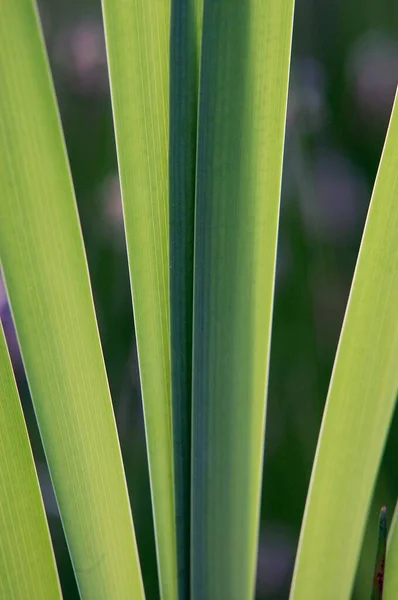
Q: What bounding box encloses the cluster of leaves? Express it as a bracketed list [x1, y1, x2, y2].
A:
[0, 0, 397, 598]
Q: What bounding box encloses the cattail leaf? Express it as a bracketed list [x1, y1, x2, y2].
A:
[191, 1, 295, 597]
[290, 90, 398, 600]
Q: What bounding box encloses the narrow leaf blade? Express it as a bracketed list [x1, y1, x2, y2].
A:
[169, 1, 202, 596]
[290, 90, 398, 600]
[191, 1, 295, 597]
[101, 1, 178, 597]
[384, 501, 398, 599]
[0, 323, 61, 599]
[0, 2, 144, 597]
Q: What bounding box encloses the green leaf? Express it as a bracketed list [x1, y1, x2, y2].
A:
[191, 1, 294, 598]
[0, 323, 61, 599]
[101, 1, 178, 597]
[0, 1, 143, 597]
[169, 0, 202, 596]
[384, 501, 398, 599]
[290, 90, 398, 600]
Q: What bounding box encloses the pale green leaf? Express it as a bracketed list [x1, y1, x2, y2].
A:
[0, 323, 61, 599]
[0, 1, 144, 597]
[101, 1, 178, 597]
[290, 90, 398, 600]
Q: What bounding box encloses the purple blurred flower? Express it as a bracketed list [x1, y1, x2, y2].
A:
[347, 31, 398, 124]
[0, 278, 22, 370]
[299, 150, 368, 242]
[256, 526, 295, 596]
[53, 19, 108, 95]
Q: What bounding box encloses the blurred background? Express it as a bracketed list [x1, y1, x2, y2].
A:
[1, 0, 397, 598]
